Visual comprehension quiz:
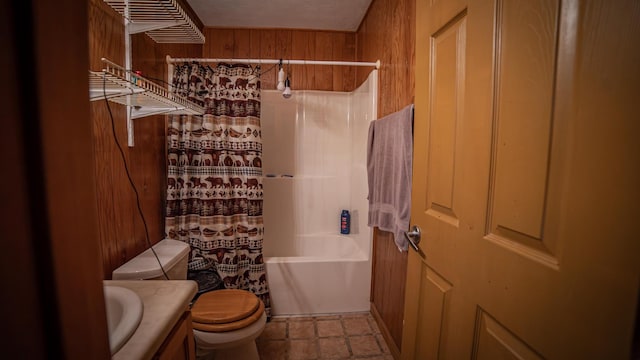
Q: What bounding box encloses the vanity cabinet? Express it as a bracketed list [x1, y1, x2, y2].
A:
[106, 280, 198, 360]
[154, 309, 195, 360]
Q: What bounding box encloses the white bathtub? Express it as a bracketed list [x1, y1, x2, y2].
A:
[265, 234, 371, 316]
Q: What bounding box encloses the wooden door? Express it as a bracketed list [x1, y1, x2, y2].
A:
[402, 0, 640, 359]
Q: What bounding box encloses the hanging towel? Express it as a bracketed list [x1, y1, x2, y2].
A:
[367, 104, 413, 251]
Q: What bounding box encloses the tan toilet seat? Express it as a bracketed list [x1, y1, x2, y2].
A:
[191, 289, 265, 332]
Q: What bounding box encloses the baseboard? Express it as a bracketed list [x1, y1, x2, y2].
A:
[371, 302, 401, 360]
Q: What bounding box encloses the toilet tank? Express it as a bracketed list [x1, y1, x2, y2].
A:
[112, 239, 190, 280]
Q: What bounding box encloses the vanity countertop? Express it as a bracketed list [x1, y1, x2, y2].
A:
[104, 280, 197, 360]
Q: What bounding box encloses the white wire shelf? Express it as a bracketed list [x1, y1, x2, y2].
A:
[103, 0, 205, 43]
[89, 58, 204, 119]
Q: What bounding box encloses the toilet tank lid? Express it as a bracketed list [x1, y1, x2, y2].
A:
[112, 239, 190, 280]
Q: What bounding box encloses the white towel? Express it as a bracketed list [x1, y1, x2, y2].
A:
[367, 104, 413, 251]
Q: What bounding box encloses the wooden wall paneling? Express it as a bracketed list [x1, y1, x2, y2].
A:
[129, 114, 166, 248]
[132, 34, 159, 78]
[202, 28, 216, 58]
[259, 30, 277, 89]
[232, 29, 252, 58]
[130, 33, 162, 261]
[275, 30, 293, 60]
[203, 28, 262, 58]
[291, 31, 316, 90]
[356, 0, 416, 354]
[88, 0, 125, 70]
[361, 0, 415, 118]
[206, 28, 235, 60]
[356, 0, 380, 91]
[95, 98, 139, 269]
[138, 139, 162, 245]
[203, 28, 357, 92]
[332, 33, 357, 92]
[163, 43, 204, 69]
[92, 99, 140, 276]
[129, 34, 193, 255]
[90, 0, 133, 277]
[345, 34, 357, 91]
[91, 102, 123, 278]
[397, 0, 415, 112]
[331, 33, 347, 92]
[314, 32, 334, 91]
[355, 16, 379, 91]
[371, 231, 407, 357]
[250, 29, 263, 59]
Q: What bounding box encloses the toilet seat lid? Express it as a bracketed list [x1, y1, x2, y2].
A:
[192, 299, 265, 333]
[191, 289, 260, 324]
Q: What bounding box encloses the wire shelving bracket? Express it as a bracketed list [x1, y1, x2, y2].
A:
[89, 58, 204, 147]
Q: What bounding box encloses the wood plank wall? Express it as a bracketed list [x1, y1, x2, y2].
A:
[89, 0, 202, 278]
[203, 29, 356, 92]
[356, 0, 416, 356]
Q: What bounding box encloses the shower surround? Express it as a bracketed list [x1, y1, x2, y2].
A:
[261, 70, 378, 316]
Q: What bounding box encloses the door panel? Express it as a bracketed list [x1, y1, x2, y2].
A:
[426, 11, 466, 227]
[487, 0, 561, 263]
[415, 266, 453, 359]
[472, 309, 544, 360]
[403, 0, 640, 359]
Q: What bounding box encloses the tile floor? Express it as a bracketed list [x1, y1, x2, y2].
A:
[256, 312, 393, 360]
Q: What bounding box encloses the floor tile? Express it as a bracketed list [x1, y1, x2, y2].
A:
[349, 335, 382, 357]
[257, 339, 287, 360]
[362, 356, 394, 360]
[368, 315, 382, 333]
[316, 315, 340, 320]
[289, 339, 318, 360]
[289, 320, 316, 339]
[256, 313, 392, 360]
[260, 321, 287, 340]
[343, 316, 372, 335]
[318, 337, 350, 359]
[376, 334, 390, 353]
[317, 319, 344, 337]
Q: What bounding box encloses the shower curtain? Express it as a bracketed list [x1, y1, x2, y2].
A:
[165, 62, 270, 315]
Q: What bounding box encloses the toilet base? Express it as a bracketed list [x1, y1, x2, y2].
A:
[196, 341, 259, 360]
[193, 312, 266, 360]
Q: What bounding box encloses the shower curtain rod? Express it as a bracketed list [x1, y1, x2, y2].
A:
[166, 55, 380, 69]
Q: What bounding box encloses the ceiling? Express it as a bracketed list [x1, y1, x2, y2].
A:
[186, 0, 374, 32]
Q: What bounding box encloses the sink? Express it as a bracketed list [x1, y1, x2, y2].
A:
[104, 285, 144, 354]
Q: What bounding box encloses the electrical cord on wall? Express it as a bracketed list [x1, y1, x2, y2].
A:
[102, 74, 170, 280]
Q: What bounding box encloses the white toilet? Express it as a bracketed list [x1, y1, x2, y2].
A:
[112, 239, 266, 360]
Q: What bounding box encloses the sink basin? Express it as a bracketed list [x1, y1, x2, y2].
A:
[104, 285, 144, 354]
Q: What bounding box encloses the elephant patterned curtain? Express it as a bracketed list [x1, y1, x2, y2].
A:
[166, 62, 269, 315]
